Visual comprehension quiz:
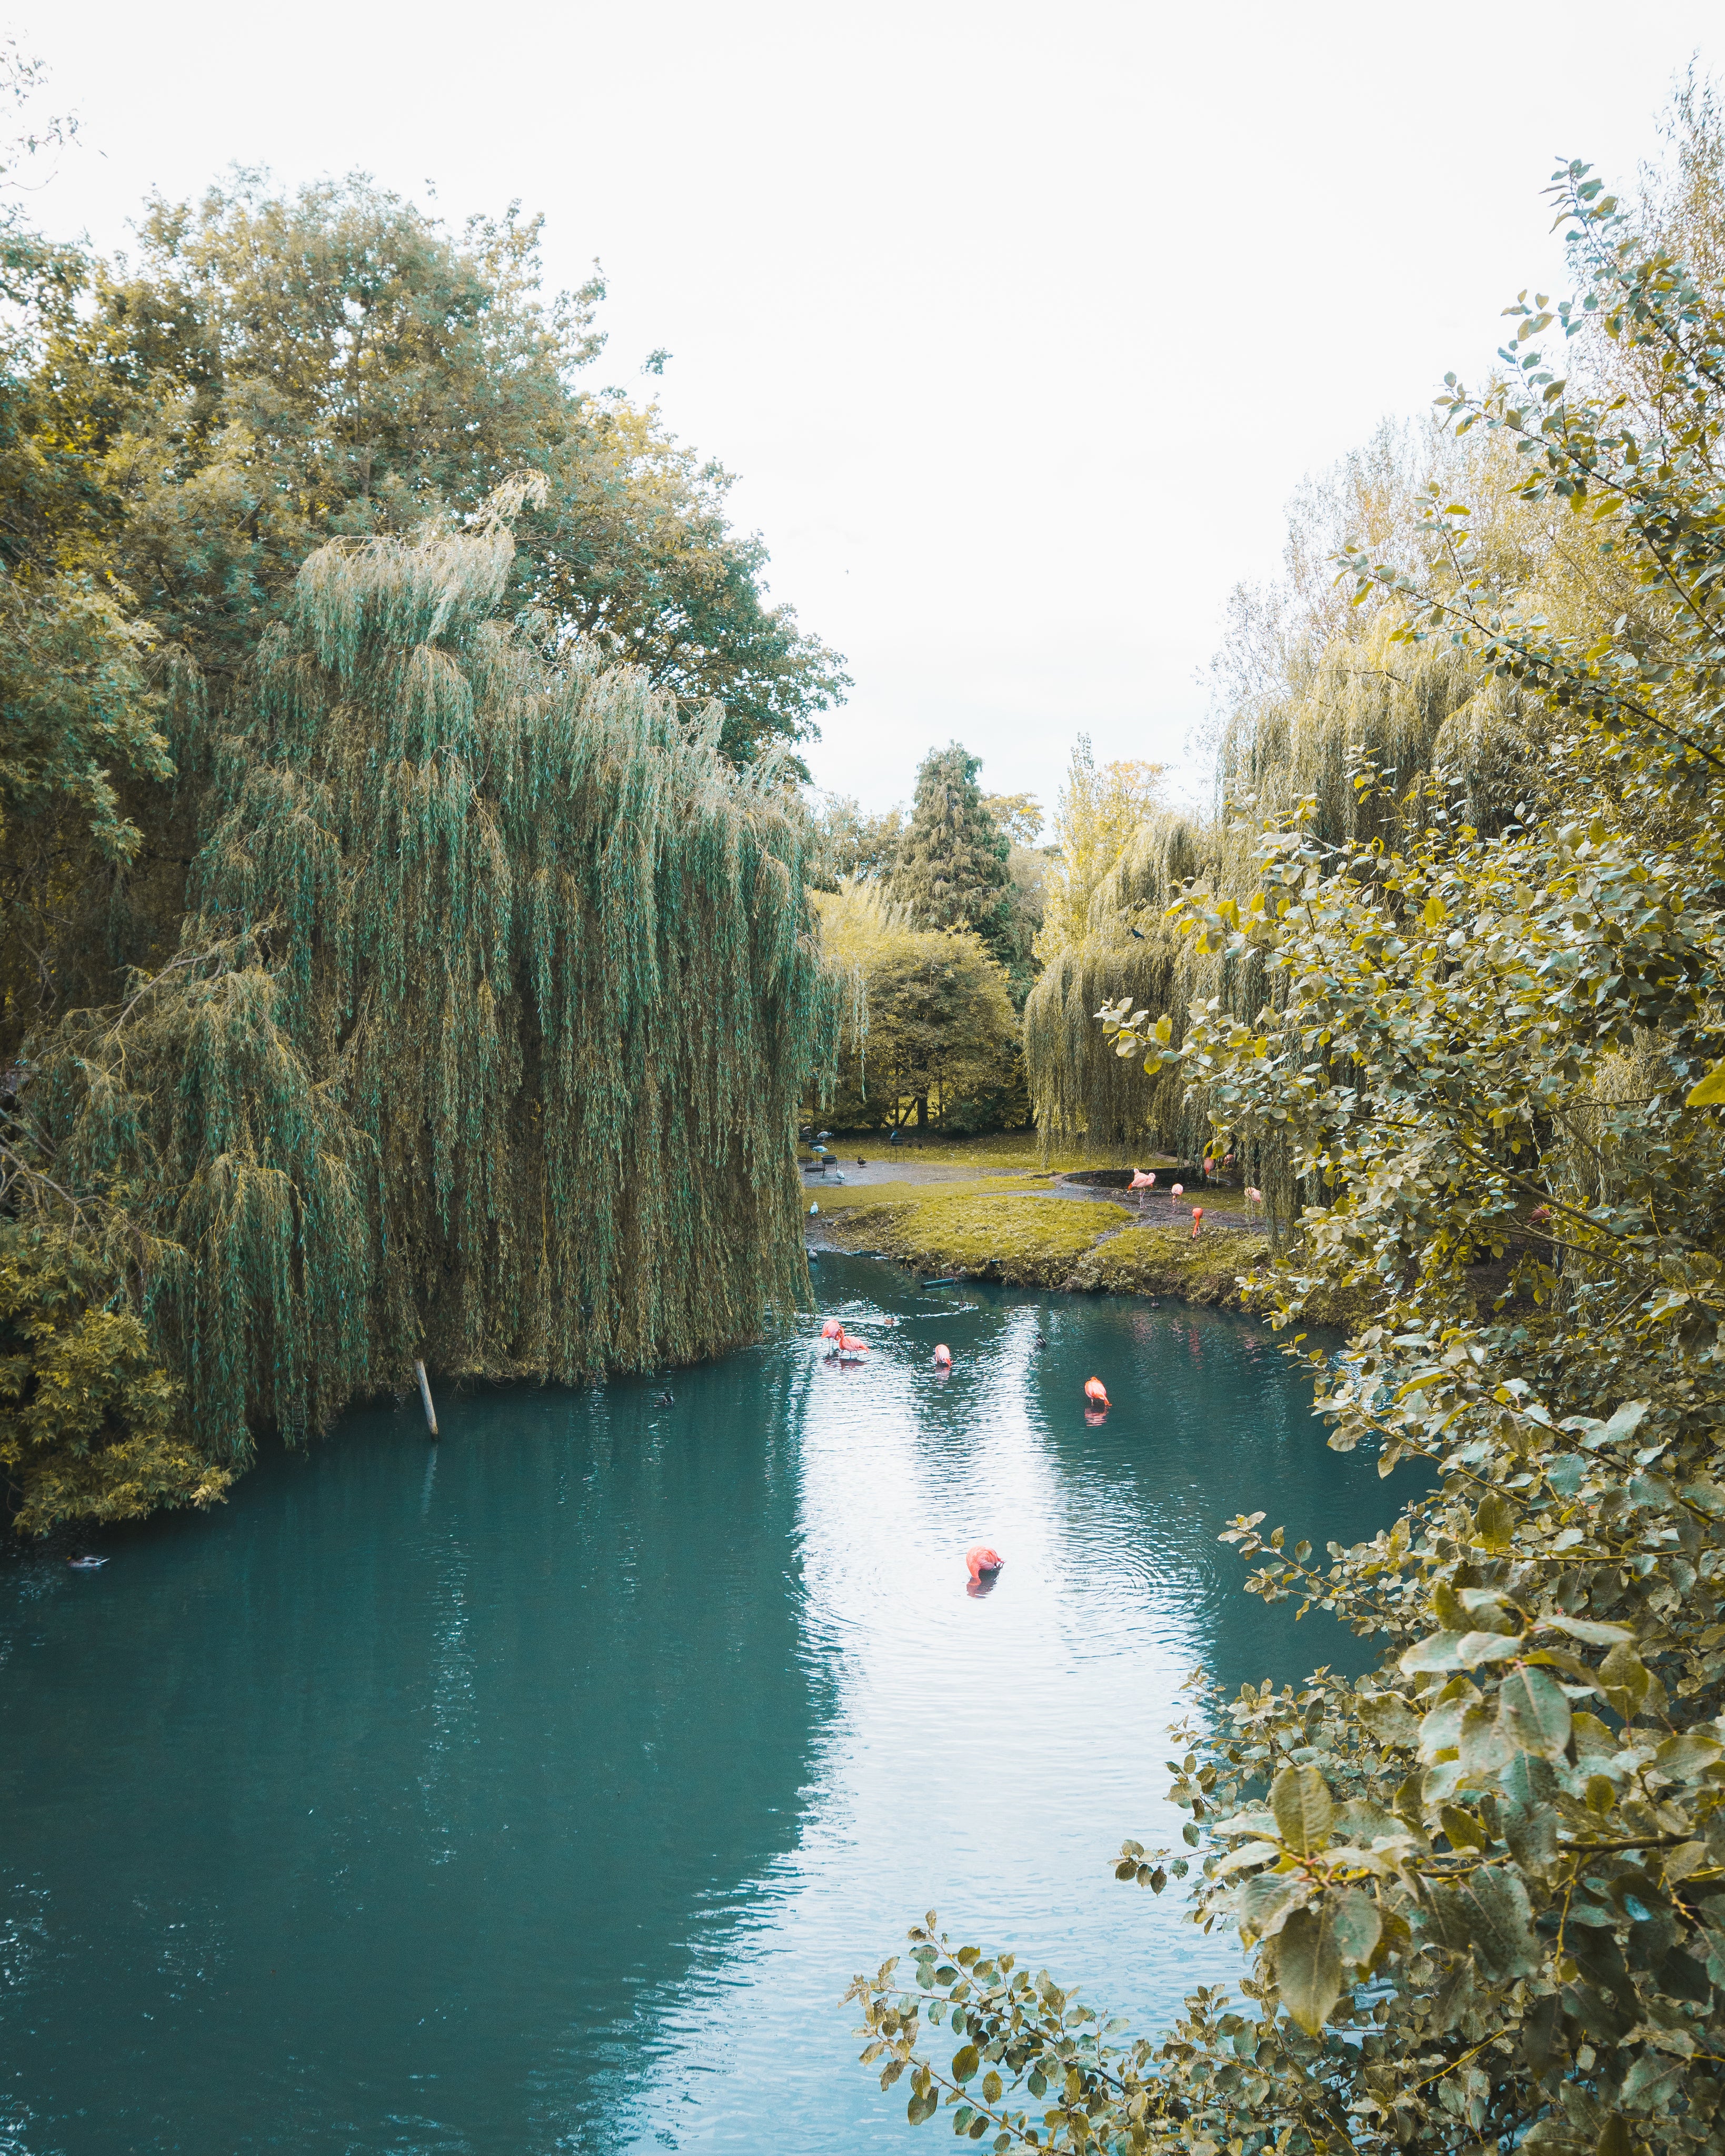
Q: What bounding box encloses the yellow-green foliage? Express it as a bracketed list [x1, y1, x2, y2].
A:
[1023, 612, 1538, 1191]
[813, 880, 1016, 1130]
[818, 1131, 1109, 1174]
[820, 1182, 1128, 1287]
[18, 506, 839, 1510]
[1080, 1220, 1272, 1303]
[1032, 738, 1164, 964]
[0, 1229, 232, 1534]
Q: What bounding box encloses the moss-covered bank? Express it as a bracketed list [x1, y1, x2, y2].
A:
[807, 1174, 1368, 1323]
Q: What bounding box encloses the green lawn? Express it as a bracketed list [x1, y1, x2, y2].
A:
[801, 1129, 1178, 1175]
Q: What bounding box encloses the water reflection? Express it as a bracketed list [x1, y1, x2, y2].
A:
[623, 1259, 1394, 2151]
[0, 1254, 1400, 2156]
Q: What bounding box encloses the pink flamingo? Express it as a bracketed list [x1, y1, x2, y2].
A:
[1083, 1375, 1110, 1409]
[820, 1317, 843, 1342]
[837, 1331, 869, 1359]
[1244, 1185, 1262, 1221]
[932, 1343, 952, 1368]
[1190, 1205, 1204, 1240]
[1128, 1168, 1155, 1214]
[1169, 1181, 1184, 1217]
[966, 1544, 1004, 1582]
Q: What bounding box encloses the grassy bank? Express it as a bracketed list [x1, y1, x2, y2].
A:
[800, 1130, 1120, 1174]
[809, 1169, 1368, 1324]
[811, 1175, 1273, 1306]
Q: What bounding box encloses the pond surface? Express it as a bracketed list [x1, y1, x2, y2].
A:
[1, 1255, 1400, 2155]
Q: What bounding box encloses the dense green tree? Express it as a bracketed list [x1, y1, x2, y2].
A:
[0, 95, 846, 1535]
[5, 502, 836, 1533]
[37, 169, 845, 766]
[0, 54, 172, 1094]
[890, 741, 1012, 952]
[815, 881, 1019, 1131]
[810, 792, 904, 887]
[849, 159, 1725, 2155]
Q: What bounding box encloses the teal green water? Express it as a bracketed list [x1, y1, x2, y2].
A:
[1, 1255, 1400, 2154]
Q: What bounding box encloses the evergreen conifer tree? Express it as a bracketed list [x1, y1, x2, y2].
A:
[889, 743, 1011, 955]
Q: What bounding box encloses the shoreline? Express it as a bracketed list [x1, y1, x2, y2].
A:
[796, 1140, 1368, 1327]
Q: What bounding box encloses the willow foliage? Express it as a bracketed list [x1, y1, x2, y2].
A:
[1023, 612, 1537, 1201]
[852, 156, 1725, 2156]
[9, 502, 836, 1519]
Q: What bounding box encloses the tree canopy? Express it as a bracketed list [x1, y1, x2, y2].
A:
[36, 169, 846, 767]
[0, 137, 847, 1533]
[849, 119, 1725, 2156]
[814, 880, 1018, 1132]
[890, 743, 1012, 943]
[1032, 739, 1164, 965]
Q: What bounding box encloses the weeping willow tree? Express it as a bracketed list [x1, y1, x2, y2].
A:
[8, 496, 837, 1522]
[1022, 611, 1539, 1205]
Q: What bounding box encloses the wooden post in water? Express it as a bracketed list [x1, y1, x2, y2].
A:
[414, 1358, 439, 1438]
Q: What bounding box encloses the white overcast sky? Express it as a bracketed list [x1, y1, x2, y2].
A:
[12, 0, 1722, 817]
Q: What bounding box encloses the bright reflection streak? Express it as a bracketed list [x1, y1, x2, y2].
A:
[623, 1259, 1341, 2151]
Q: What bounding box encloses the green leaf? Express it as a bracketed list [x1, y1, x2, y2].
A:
[1500, 1752, 1559, 1872]
[1271, 1762, 1334, 1855]
[1440, 1802, 1489, 1850]
[1620, 2054, 1683, 2110]
[1654, 1731, 1723, 1781]
[1211, 1839, 1282, 1878]
[1401, 1630, 1471, 1673]
[1430, 1864, 1540, 1979]
[951, 2044, 979, 2083]
[1544, 1615, 1634, 1646]
[1268, 1904, 1345, 2035]
[1497, 1664, 1572, 1760]
[1458, 1630, 1523, 1668]
[1475, 1490, 1514, 1548]
[1237, 1871, 1304, 1941]
[1327, 1885, 1382, 1969]
[1600, 1642, 1651, 1720]
[1355, 1692, 1420, 1747]
[1684, 1064, 1725, 1105]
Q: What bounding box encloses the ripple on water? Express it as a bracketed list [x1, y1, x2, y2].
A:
[0, 1253, 1399, 2156]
